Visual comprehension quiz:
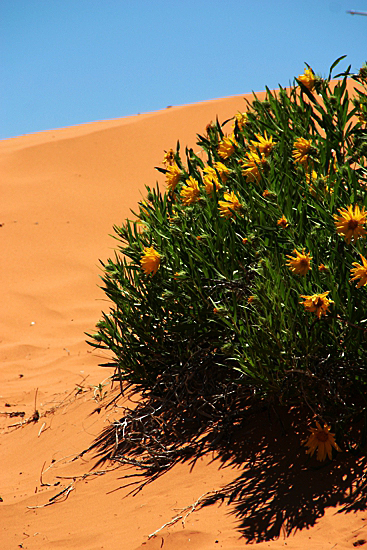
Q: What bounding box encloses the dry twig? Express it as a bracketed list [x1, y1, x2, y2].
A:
[148, 490, 224, 539]
[27, 483, 75, 509]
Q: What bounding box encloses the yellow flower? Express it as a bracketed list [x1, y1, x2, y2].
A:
[180, 176, 200, 205]
[213, 161, 230, 183]
[299, 291, 333, 319]
[165, 163, 182, 192]
[303, 422, 341, 461]
[318, 263, 329, 273]
[218, 134, 237, 159]
[202, 166, 222, 194]
[140, 246, 161, 276]
[250, 132, 275, 157]
[139, 200, 150, 216]
[277, 215, 289, 229]
[298, 67, 316, 92]
[334, 204, 367, 244]
[293, 137, 312, 165]
[241, 152, 268, 183]
[305, 170, 318, 184]
[305, 170, 331, 197]
[233, 112, 248, 130]
[350, 254, 367, 288]
[218, 191, 242, 218]
[163, 148, 175, 166]
[247, 295, 255, 304]
[286, 248, 312, 275]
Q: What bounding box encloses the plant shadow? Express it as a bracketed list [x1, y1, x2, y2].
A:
[203, 406, 367, 542]
[87, 385, 367, 543]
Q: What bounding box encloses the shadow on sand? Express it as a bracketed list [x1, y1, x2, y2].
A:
[85, 383, 367, 543]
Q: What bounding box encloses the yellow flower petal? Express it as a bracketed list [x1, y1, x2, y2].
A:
[180, 176, 200, 205]
[303, 422, 341, 461]
[286, 248, 312, 275]
[299, 291, 334, 319]
[334, 205, 367, 244]
[298, 67, 316, 91]
[350, 253, 367, 288]
[140, 246, 161, 276]
[218, 191, 242, 218]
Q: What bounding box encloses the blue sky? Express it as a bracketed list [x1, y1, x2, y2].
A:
[1, 0, 366, 140]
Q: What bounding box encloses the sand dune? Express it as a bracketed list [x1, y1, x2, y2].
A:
[1, 84, 367, 549]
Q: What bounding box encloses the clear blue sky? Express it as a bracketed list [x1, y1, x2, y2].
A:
[1, 0, 366, 140]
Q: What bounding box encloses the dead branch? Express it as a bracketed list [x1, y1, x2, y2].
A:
[27, 483, 75, 509]
[148, 490, 224, 539]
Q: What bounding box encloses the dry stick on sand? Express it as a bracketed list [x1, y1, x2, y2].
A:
[148, 489, 224, 539]
[27, 483, 75, 509]
[6, 375, 92, 430]
[27, 468, 121, 509]
[28, 456, 121, 509]
[39, 460, 61, 488]
[7, 388, 40, 429]
[55, 465, 121, 482]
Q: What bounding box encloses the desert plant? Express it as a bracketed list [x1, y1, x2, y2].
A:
[88, 57, 367, 462]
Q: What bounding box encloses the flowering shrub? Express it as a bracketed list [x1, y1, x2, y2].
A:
[90, 58, 367, 462]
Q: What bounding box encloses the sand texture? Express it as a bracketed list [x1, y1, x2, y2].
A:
[1, 84, 367, 549]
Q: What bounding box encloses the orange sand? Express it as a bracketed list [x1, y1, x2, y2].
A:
[1, 84, 367, 549]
